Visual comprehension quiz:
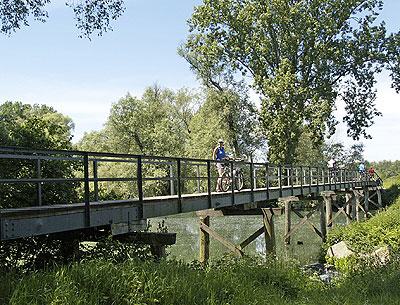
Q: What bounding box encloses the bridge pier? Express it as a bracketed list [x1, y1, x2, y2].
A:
[196, 207, 282, 264]
[321, 191, 335, 232]
[364, 186, 370, 219]
[199, 215, 210, 263]
[280, 196, 299, 245]
[345, 192, 354, 225]
[262, 208, 276, 254]
[319, 197, 327, 241]
[282, 196, 325, 244]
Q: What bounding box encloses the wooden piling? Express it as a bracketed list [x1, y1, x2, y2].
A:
[262, 209, 275, 255]
[355, 191, 361, 222]
[377, 189, 382, 208]
[319, 199, 327, 241]
[345, 192, 353, 225]
[199, 216, 210, 264]
[321, 191, 334, 231]
[364, 187, 369, 219]
[284, 200, 291, 245]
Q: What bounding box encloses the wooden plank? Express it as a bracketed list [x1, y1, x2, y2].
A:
[195, 207, 283, 217]
[319, 200, 326, 241]
[262, 209, 276, 255]
[285, 208, 321, 240]
[284, 201, 291, 245]
[345, 192, 353, 225]
[292, 208, 323, 237]
[238, 226, 265, 250]
[199, 222, 243, 257]
[330, 205, 352, 226]
[364, 187, 369, 219]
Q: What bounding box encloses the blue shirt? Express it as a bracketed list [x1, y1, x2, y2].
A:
[216, 147, 225, 161]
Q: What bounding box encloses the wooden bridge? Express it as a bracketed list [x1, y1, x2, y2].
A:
[0, 147, 381, 260]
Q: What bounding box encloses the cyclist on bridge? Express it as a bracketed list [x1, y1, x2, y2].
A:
[212, 139, 228, 192]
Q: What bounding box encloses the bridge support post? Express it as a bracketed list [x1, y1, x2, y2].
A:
[319, 198, 327, 241]
[345, 192, 354, 225]
[351, 190, 357, 221]
[364, 187, 369, 219]
[199, 216, 210, 264]
[280, 196, 299, 245]
[321, 191, 335, 231]
[377, 188, 382, 208]
[262, 208, 275, 255]
[284, 200, 291, 245]
[353, 190, 363, 221]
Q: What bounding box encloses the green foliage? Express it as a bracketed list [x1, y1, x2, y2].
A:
[80, 86, 195, 157]
[0, 102, 74, 149]
[77, 86, 197, 198]
[370, 160, 400, 180]
[79, 237, 153, 263]
[381, 175, 400, 205]
[187, 88, 264, 159]
[182, 0, 400, 164]
[0, 0, 125, 38]
[294, 130, 325, 166]
[324, 195, 400, 272]
[294, 130, 365, 167]
[0, 102, 78, 208]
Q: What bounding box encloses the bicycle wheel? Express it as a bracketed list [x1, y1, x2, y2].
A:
[235, 171, 244, 190]
[221, 172, 231, 192]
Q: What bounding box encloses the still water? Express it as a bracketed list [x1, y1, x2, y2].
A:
[150, 211, 347, 264]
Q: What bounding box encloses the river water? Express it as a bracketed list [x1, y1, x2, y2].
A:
[150, 211, 347, 264]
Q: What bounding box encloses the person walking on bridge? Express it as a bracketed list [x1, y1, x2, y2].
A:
[212, 139, 228, 192]
[328, 158, 336, 182]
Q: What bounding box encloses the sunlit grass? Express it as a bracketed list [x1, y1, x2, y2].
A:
[3, 256, 400, 305]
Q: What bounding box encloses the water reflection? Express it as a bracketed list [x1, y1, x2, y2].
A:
[150, 211, 347, 264]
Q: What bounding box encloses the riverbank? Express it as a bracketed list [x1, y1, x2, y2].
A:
[2, 255, 400, 305]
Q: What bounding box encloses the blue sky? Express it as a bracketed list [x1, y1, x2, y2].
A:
[0, 0, 399, 161]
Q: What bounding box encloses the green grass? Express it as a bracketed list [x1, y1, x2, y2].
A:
[3, 256, 400, 305]
[325, 195, 400, 255]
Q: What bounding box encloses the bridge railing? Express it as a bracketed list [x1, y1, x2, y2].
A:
[0, 146, 372, 219]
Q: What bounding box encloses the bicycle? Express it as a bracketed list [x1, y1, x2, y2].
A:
[220, 159, 244, 192]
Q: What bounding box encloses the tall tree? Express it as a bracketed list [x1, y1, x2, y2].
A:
[0, 101, 74, 149]
[0, 101, 77, 208]
[181, 0, 400, 164]
[294, 130, 325, 166]
[187, 88, 264, 159]
[101, 85, 196, 156]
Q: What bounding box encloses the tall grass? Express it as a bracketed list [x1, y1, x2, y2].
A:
[3, 256, 400, 305]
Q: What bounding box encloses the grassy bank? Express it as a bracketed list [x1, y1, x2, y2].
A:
[2, 256, 400, 305]
[325, 176, 400, 255]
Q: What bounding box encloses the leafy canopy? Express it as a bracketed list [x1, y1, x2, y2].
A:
[0, 0, 125, 38]
[0, 101, 77, 208]
[182, 0, 400, 163]
[187, 88, 264, 159]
